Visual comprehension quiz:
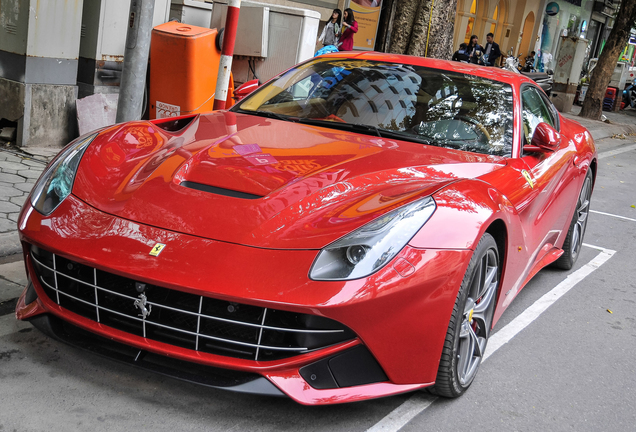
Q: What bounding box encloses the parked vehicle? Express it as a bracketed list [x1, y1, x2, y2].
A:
[503, 51, 553, 95]
[622, 83, 636, 109]
[16, 52, 596, 405]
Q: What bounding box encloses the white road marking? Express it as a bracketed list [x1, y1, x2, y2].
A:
[590, 210, 636, 222]
[367, 393, 437, 432]
[483, 245, 615, 360]
[367, 244, 616, 432]
[598, 143, 636, 159]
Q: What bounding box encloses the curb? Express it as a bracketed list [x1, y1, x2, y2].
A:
[562, 111, 636, 142]
[569, 118, 636, 141]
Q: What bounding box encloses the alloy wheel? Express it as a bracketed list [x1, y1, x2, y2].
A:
[571, 175, 592, 258]
[457, 248, 498, 386]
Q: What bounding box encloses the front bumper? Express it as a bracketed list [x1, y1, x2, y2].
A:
[16, 196, 471, 404]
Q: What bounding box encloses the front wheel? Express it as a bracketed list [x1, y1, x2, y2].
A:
[430, 233, 500, 398]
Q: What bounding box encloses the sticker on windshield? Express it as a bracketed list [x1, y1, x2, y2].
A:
[244, 153, 277, 166]
[234, 144, 262, 155]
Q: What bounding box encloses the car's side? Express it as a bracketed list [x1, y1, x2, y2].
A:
[408, 79, 596, 395]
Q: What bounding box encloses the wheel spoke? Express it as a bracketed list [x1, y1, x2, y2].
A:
[457, 320, 479, 384]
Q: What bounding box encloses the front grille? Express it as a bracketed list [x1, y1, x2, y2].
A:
[30, 246, 355, 361]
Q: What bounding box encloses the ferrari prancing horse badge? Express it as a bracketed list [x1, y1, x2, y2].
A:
[521, 170, 534, 189]
[149, 243, 166, 257]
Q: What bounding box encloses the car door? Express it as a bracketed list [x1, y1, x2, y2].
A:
[496, 85, 579, 303]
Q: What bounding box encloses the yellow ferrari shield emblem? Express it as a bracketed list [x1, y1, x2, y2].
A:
[149, 243, 166, 257]
[521, 170, 534, 189]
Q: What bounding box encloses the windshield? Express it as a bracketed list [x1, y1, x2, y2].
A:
[233, 58, 514, 157]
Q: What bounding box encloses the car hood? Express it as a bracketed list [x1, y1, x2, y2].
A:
[73, 112, 505, 249]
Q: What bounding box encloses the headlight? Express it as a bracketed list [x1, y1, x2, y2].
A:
[310, 196, 436, 281]
[30, 133, 97, 215]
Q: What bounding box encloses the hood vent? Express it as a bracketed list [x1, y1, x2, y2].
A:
[180, 181, 263, 200]
[152, 115, 196, 132]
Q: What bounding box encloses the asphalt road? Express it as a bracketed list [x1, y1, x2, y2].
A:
[1, 137, 635, 432]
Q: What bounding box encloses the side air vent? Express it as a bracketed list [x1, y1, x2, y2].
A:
[180, 181, 263, 199]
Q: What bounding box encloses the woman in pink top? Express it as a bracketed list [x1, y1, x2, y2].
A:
[338, 8, 358, 51]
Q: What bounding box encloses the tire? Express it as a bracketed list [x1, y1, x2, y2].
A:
[553, 169, 593, 270]
[429, 233, 500, 398]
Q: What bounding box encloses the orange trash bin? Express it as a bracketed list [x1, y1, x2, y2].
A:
[150, 22, 222, 119]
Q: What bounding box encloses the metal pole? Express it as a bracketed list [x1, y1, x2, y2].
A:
[116, 0, 155, 123]
[213, 0, 241, 111]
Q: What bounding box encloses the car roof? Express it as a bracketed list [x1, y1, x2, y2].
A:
[318, 51, 534, 87]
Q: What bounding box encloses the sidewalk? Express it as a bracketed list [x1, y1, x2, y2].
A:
[1, 107, 635, 257]
[563, 105, 636, 140]
[0, 147, 58, 257]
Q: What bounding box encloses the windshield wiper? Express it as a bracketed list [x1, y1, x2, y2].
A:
[332, 122, 383, 137]
[235, 109, 297, 123]
[234, 110, 436, 146]
[291, 118, 439, 145]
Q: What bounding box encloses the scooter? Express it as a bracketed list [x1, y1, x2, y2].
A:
[503, 51, 553, 95]
[523, 69, 553, 95]
[521, 56, 535, 73]
[622, 83, 636, 109]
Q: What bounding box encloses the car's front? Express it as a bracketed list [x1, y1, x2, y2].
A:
[16, 54, 515, 405]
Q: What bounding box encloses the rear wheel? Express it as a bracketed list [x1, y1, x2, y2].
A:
[553, 169, 593, 270]
[430, 233, 499, 398]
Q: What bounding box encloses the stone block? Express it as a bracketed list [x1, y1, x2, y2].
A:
[0, 217, 17, 232]
[0, 185, 22, 198]
[17, 169, 41, 179]
[76, 93, 119, 136]
[0, 201, 20, 213]
[0, 172, 24, 183]
[0, 78, 79, 148]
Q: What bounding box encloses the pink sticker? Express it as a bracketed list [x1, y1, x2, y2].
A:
[244, 153, 277, 165]
[234, 144, 262, 155]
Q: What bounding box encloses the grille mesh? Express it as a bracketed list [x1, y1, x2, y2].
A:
[30, 246, 355, 361]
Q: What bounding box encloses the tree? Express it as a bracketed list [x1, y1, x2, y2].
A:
[579, 1, 636, 120]
[377, 0, 458, 60]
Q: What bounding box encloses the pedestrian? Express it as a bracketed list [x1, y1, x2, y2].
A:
[524, 51, 536, 71]
[452, 43, 469, 62]
[542, 51, 553, 73]
[483, 32, 501, 66]
[466, 35, 483, 65]
[338, 8, 358, 51]
[318, 9, 342, 47]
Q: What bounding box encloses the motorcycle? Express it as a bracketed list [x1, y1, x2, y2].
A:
[521, 56, 535, 73]
[622, 83, 636, 109]
[502, 51, 553, 95]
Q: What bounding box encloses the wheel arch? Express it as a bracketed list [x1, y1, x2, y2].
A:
[485, 219, 507, 273]
[589, 157, 597, 186]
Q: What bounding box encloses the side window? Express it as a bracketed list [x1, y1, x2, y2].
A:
[521, 87, 555, 143]
[540, 92, 560, 131]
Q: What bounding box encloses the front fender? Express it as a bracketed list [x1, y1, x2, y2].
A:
[410, 179, 522, 251]
[410, 179, 535, 327]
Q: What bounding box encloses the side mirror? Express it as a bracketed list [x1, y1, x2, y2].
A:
[234, 79, 260, 101]
[525, 122, 561, 153]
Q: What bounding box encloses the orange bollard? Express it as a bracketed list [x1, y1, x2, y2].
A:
[149, 22, 222, 119]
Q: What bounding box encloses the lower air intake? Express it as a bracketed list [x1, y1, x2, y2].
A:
[30, 245, 355, 361]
